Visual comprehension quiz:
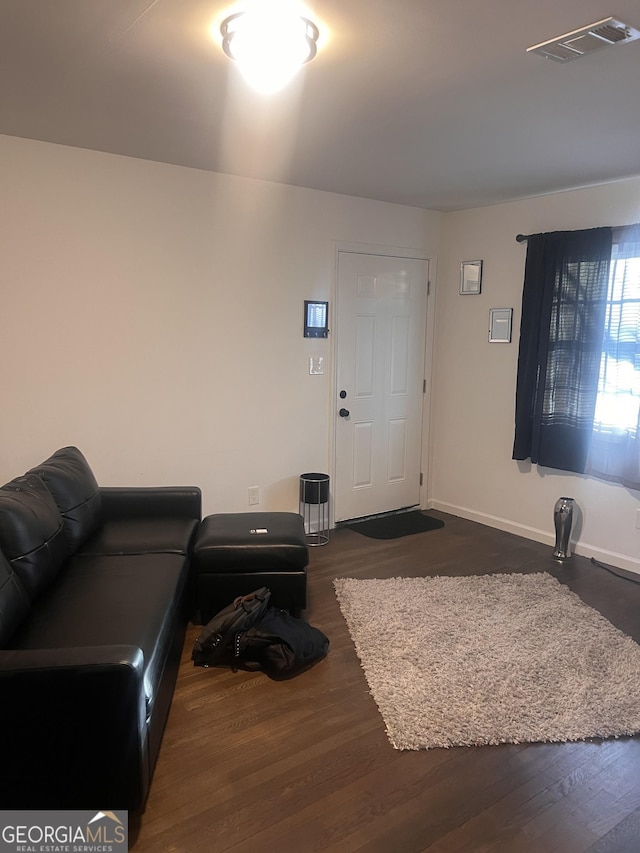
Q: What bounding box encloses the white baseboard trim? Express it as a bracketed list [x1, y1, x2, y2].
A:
[428, 500, 640, 577]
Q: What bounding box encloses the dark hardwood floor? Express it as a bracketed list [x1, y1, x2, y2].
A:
[131, 512, 640, 852]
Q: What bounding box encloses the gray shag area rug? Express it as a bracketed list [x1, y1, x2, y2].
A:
[333, 573, 640, 750]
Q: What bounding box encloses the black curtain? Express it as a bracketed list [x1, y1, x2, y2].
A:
[512, 227, 612, 473]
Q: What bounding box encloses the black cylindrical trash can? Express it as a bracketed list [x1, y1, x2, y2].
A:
[299, 473, 330, 546]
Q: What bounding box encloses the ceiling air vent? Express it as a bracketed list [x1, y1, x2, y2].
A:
[527, 16, 640, 62]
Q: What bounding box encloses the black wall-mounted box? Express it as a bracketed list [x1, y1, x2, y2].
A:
[304, 300, 329, 338]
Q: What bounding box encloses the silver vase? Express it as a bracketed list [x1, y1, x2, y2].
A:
[553, 497, 574, 560]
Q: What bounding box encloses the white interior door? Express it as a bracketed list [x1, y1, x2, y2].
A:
[334, 251, 428, 522]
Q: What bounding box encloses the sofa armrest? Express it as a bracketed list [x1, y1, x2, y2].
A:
[0, 645, 149, 809]
[100, 486, 202, 521]
[0, 643, 144, 676]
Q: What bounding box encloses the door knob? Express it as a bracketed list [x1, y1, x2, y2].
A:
[339, 408, 350, 418]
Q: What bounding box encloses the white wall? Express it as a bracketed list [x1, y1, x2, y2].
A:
[430, 177, 640, 573]
[0, 134, 441, 516]
[4, 133, 636, 570]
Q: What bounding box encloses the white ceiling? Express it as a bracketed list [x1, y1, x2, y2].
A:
[2, 0, 640, 211]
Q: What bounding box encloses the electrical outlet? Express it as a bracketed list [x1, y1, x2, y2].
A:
[248, 486, 260, 506]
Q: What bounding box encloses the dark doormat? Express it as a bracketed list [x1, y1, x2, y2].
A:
[344, 511, 445, 540]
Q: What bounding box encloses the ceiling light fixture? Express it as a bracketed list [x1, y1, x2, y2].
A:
[220, 2, 320, 94]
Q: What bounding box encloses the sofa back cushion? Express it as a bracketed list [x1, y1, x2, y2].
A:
[28, 446, 102, 553]
[0, 549, 30, 645]
[0, 475, 70, 601]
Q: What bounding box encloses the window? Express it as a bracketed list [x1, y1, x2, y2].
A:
[588, 226, 640, 488]
[592, 236, 640, 435]
[513, 224, 640, 490]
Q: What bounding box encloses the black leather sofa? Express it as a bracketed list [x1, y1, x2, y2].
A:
[0, 447, 201, 810]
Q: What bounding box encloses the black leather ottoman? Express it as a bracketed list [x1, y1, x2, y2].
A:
[192, 512, 309, 624]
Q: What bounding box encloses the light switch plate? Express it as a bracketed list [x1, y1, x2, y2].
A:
[309, 357, 324, 375]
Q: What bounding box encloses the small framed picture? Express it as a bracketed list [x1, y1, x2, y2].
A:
[489, 308, 513, 343]
[460, 260, 483, 294]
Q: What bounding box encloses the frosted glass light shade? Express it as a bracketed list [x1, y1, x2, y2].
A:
[220, 2, 319, 93]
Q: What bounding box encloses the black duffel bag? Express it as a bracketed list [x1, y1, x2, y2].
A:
[192, 586, 329, 678]
[235, 607, 329, 679]
[192, 587, 271, 667]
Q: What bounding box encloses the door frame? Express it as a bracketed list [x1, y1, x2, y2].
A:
[330, 241, 436, 526]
